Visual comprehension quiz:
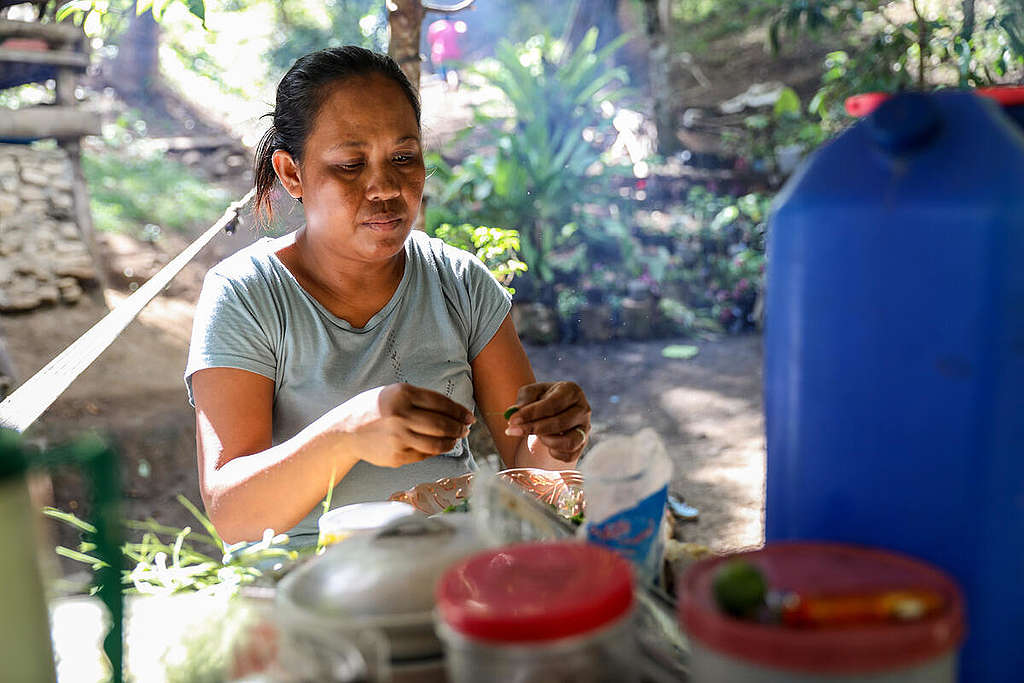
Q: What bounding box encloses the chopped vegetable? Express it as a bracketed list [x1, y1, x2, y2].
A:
[548, 502, 585, 526]
[442, 500, 471, 513]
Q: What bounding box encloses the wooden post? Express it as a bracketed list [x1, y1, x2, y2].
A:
[387, 0, 425, 92]
[643, 0, 681, 155]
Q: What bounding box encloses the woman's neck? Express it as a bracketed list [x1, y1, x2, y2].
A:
[276, 229, 407, 327]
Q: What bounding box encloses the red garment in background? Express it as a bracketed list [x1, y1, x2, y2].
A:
[428, 19, 462, 66]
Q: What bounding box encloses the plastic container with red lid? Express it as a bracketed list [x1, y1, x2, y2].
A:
[435, 541, 639, 682]
[679, 542, 965, 683]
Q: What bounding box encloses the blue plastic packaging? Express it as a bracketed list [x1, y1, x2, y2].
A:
[764, 91, 1024, 683]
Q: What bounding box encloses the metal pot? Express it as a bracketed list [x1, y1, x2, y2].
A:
[276, 514, 487, 665]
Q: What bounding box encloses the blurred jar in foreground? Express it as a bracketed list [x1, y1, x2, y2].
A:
[678, 542, 965, 683]
[317, 501, 417, 547]
[579, 427, 673, 585]
[435, 541, 639, 683]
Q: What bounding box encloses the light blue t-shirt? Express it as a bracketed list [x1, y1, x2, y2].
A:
[185, 230, 511, 542]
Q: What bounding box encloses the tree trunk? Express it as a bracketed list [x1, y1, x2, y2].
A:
[643, 0, 680, 154]
[388, 0, 424, 92]
[563, 0, 621, 52]
[109, 5, 159, 99]
[961, 0, 975, 41]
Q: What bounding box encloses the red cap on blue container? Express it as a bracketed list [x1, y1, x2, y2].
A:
[846, 86, 1024, 117]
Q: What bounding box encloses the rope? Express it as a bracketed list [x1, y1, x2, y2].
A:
[0, 188, 255, 434]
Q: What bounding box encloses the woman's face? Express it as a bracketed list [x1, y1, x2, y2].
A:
[282, 73, 425, 263]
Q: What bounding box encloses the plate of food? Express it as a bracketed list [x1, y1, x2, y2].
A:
[388, 468, 584, 518]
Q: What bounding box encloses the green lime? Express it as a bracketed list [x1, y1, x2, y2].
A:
[503, 406, 520, 420]
[712, 559, 767, 617]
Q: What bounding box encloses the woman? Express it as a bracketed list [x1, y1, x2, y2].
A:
[185, 47, 591, 546]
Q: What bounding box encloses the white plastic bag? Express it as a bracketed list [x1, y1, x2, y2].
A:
[580, 428, 673, 584]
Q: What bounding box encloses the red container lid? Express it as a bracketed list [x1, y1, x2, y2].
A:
[436, 541, 634, 643]
[846, 86, 1024, 117]
[679, 542, 965, 674]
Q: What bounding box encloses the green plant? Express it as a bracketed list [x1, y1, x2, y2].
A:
[770, 1, 1024, 131]
[82, 111, 232, 239]
[556, 288, 586, 322]
[657, 297, 698, 335]
[57, 0, 207, 29]
[639, 187, 768, 333]
[46, 494, 300, 597]
[427, 29, 635, 298]
[264, 1, 387, 76]
[429, 223, 528, 293]
[721, 86, 827, 178]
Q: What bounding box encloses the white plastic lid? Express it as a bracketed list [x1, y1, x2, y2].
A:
[318, 501, 417, 536]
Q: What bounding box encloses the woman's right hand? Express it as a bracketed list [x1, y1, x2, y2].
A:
[337, 383, 475, 468]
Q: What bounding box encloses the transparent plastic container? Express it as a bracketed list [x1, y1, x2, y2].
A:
[435, 541, 639, 683]
[436, 614, 636, 683]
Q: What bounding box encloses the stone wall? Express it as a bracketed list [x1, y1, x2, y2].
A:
[0, 142, 97, 312]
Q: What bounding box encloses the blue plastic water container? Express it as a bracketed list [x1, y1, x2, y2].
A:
[764, 90, 1024, 683]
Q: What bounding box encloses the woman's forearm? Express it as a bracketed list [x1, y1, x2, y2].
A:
[201, 409, 361, 544]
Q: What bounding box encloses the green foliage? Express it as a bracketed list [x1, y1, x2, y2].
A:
[428, 224, 528, 293]
[57, 0, 207, 28]
[722, 86, 827, 178]
[427, 30, 634, 299]
[636, 187, 770, 333]
[556, 288, 587, 321]
[82, 111, 232, 239]
[264, 1, 387, 76]
[770, 1, 1024, 130]
[46, 494, 299, 597]
[667, 0, 778, 50]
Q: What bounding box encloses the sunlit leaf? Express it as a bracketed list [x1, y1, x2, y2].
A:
[43, 506, 97, 534]
[185, 0, 206, 27]
[662, 345, 700, 360]
[711, 206, 740, 230]
[774, 87, 801, 117]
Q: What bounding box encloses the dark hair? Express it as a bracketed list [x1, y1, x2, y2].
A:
[253, 46, 421, 223]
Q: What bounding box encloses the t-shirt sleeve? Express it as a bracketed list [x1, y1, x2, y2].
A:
[463, 254, 513, 361]
[184, 270, 278, 406]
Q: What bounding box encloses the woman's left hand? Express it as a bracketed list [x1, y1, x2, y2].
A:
[504, 381, 591, 462]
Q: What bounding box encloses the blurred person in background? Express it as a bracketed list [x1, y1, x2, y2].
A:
[428, 18, 467, 91]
